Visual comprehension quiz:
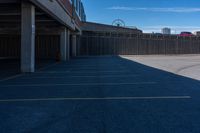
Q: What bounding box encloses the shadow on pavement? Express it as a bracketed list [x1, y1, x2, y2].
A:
[0, 56, 200, 133]
[0, 59, 57, 81]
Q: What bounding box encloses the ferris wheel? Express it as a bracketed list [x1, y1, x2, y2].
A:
[112, 19, 126, 27]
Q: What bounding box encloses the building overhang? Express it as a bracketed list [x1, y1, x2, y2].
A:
[29, 0, 75, 30]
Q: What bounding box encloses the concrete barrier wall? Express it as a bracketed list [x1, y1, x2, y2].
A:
[0, 35, 60, 59]
[78, 33, 200, 56]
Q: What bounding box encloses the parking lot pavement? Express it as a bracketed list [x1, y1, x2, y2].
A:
[0, 59, 57, 81]
[0, 59, 20, 81]
[0, 56, 200, 133]
[122, 55, 200, 81]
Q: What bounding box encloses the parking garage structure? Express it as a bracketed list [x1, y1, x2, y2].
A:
[0, 0, 85, 74]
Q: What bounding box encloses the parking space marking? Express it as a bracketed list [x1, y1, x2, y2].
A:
[0, 63, 59, 82]
[33, 71, 132, 75]
[68, 69, 127, 71]
[22, 75, 140, 79]
[56, 65, 123, 67]
[0, 96, 191, 102]
[35, 71, 71, 74]
[69, 70, 131, 73]
[0, 74, 23, 82]
[0, 82, 157, 87]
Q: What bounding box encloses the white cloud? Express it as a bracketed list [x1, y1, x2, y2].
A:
[107, 6, 200, 13]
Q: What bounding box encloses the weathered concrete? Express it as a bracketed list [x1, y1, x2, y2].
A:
[21, 2, 35, 72]
[66, 30, 70, 60]
[30, 0, 75, 30]
[122, 55, 200, 81]
[60, 28, 70, 61]
[60, 28, 67, 61]
[72, 35, 77, 57]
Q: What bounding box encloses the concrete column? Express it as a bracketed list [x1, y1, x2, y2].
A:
[72, 35, 77, 57]
[66, 30, 70, 60]
[60, 28, 70, 61]
[21, 2, 35, 73]
[60, 28, 67, 61]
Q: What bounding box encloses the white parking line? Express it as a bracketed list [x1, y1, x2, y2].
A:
[0, 96, 191, 102]
[23, 75, 140, 79]
[35, 71, 70, 74]
[56, 65, 123, 67]
[0, 74, 23, 82]
[35, 70, 130, 74]
[1, 82, 157, 87]
[0, 63, 60, 82]
[69, 71, 131, 73]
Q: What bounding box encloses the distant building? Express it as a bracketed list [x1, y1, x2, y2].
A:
[70, 0, 87, 22]
[162, 28, 171, 35]
[194, 31, 200, 36]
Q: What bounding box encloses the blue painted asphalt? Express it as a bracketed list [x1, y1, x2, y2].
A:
[0, 59, 56, 81]
[0, 56, 200, 133]
[0, 59, 20, 81]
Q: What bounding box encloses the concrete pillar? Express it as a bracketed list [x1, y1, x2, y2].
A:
[72, 35, 77, 57]
[66, 30, 70, 60]
[60, 28, 70, 61]
[21, 2, 35, 73]
[60, 28, 67, 61]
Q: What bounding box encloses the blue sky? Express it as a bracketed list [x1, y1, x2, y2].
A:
[83, 0, 200, 33]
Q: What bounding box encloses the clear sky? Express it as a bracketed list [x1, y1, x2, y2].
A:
[83, 0, 200, 33]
